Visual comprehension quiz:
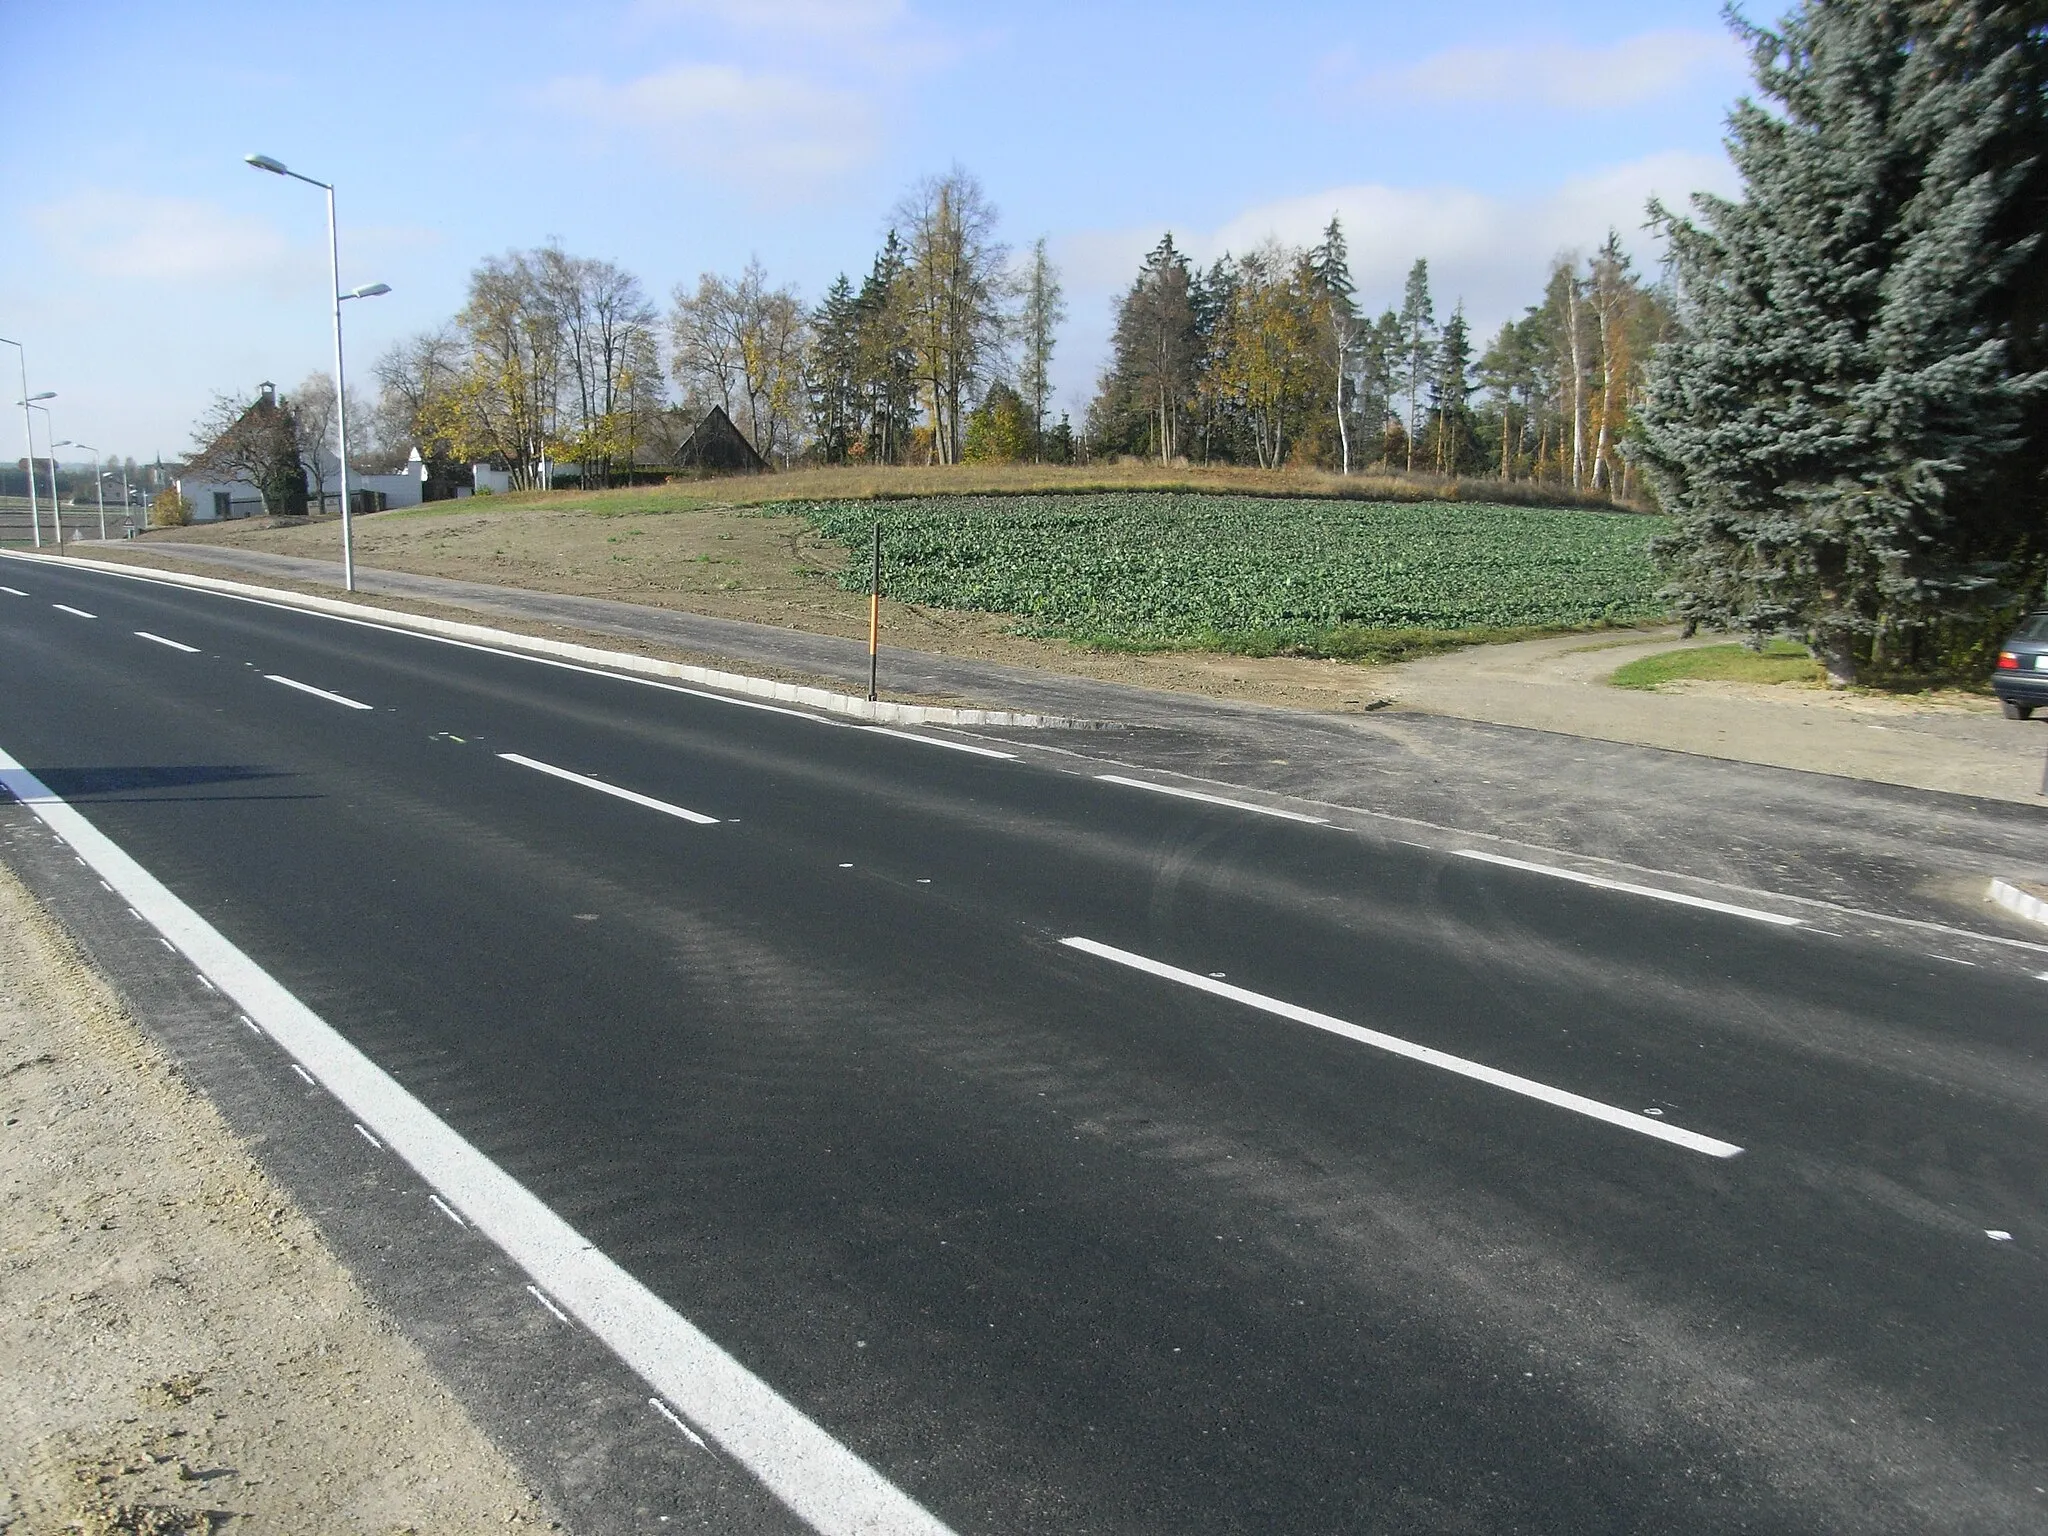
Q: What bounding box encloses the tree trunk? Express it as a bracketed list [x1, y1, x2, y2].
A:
[1567, 280, 1586, 491]
[1815, 629, 1858, 689]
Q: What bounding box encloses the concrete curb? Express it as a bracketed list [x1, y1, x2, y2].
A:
[1988, 877, 2048, 929]
[5, 550, 1109, 731]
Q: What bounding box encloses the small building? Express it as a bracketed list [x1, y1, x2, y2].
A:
[675, 406, 768, 474]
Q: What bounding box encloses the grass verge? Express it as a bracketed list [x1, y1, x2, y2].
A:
[1610, 640, 1822, 690]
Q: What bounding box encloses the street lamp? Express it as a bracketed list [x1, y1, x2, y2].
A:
[0, 340, 42, 548]
[244, 152, 391, 593]
[23, 405, 58, 545]
[73, 442, 106, 540]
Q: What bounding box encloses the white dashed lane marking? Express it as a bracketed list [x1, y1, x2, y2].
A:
[265, 674, 374, 710]
[499, 752, 719, 825]
[1454, 849, 1802, 928]
[136, 631, 201, 653]
[1062, 935, 1746, 1159]
[51, 603, 96, 619]
[0, 586, 27, 596]
[1096, 774, 1329, 824]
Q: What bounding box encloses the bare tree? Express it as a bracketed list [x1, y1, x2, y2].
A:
[537, 247, 659, 484]
[670, 259, 808, 464]
[373, 327, 461, 465]
[894, 167, 1008, 464]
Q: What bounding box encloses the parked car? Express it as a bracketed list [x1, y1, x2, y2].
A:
[1992, 610, 2048, 718]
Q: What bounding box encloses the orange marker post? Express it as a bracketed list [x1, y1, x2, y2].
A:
[868, 520, 882, 703]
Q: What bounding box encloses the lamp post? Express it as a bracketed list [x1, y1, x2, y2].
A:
[24, 405, 58, 545]
[0, 340, 40, 548]
[74, 443, 106, 540]
[243, 153, 391, 593]
[48, 439, 72, 543]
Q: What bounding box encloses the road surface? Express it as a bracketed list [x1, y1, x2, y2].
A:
[2, 553, 2042, 1534]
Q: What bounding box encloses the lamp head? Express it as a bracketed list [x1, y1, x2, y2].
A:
[18, 391, 55, 403]
[244, 153, 290, 175]
[341, 282, 392, 300]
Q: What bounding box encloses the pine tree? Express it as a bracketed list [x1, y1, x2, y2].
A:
[1430, 305, 1474, 475]
[1311, 216, 1360, 473]
[1638, 0, 2048, 685]
[809, 274, 862, 464]
[1398, 260, 1435, 472]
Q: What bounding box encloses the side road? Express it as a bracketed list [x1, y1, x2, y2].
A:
[0, 859, 559, 1534]
[40, 543, 2048, 936]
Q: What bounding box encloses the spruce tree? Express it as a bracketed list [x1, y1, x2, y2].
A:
[1638, 0, 2048, 684]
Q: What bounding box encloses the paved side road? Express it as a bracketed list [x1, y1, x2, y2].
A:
[52, 544, 2048, 936]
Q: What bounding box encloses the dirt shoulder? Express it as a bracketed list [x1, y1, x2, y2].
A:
[0, 860, 559, 1535]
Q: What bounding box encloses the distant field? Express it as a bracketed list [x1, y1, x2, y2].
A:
[780, 493, 1670, 654]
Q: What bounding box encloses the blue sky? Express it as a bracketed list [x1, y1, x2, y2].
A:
[0, 0, 1753, 467]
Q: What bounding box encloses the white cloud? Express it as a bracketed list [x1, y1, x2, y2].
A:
[536, 62, 880, 186]
[1326, 28, 1744, 111]
[30, 192, 292, 284]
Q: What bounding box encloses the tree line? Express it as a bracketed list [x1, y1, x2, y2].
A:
[1088, 224, 1672, 492]
[327, 164, 1670, 494]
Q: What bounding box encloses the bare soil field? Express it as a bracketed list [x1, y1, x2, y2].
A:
[0, 861, 559, 1535]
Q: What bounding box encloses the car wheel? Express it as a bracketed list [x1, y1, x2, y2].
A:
[2002, 700, 2035, 720]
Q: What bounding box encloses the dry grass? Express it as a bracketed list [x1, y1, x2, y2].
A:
[460, 461, 1641, 517]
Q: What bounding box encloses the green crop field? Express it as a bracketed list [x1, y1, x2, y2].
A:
[779, 493, 1670, 655]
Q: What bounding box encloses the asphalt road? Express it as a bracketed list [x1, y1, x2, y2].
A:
[3, 554, 2044, 1534]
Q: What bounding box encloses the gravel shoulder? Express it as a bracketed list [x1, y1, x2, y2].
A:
[0, 858, 559, 1535]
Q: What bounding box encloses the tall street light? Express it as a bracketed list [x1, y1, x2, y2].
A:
[48, 438, 73, 543]
[0, 339, 41, 548]
[74, 442, 106, 539]
[24, 404, 58, 545]
[244, 153, 391, 593]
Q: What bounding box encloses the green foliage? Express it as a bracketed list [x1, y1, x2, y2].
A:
[779, 493, 1667, 646]
[1609, 640, 1821, 690]
[1639, 0, 2048, 684]
[149, 490, 193, 528]
[963, 382, 1031, 464]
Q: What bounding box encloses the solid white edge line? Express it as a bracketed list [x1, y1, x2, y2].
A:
[265, 674, 374, 711]
[499, 753, 720, 825]
[1096, 774, 1329, 824]
[135, 630, 201, 653]
[858, 726, 1017, 759]
[1060, 936, 1745, 1159]
[0, 746, 955, 1536]
[1454, 849, 1803, 927]
[51, 603, 96, 618]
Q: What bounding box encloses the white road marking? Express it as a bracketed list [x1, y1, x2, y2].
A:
[195, 974, 215, 992]
[1096, 774, 1329, 824]
[0, 585, 26, 596]
[355, 1123, 385, 1151]
[859, 726, 1016, 759]
[290, 1063, 316, 1086]
[154, 936, 174, 952]
[1987, 1229, 2014, 1241]
[0, 744, 951, 1536]
[265, 674, 374, 710]
[527, 1283, 570, 1323]
[135, 631, 200, 653]
[1061, 935, 1745, 1159]
[241, 1015, 263, 1036]
[125, 906, 142, 920]
[1454, 849, 1803, 927]
[428, 1193, 468, 1228]
[498, 753, 719, 825]
[52, 603, 96, 618]
[651, 1397, 711, 1450]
